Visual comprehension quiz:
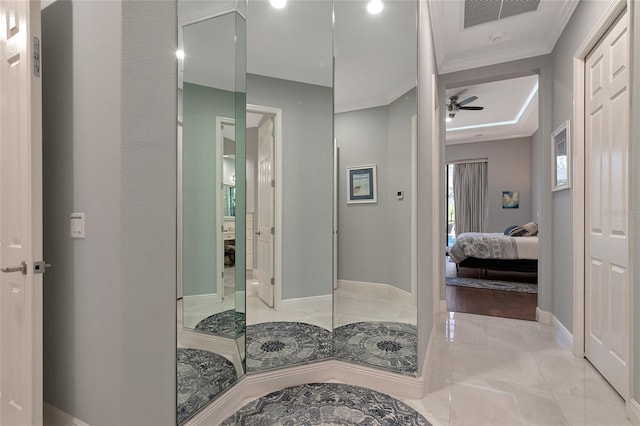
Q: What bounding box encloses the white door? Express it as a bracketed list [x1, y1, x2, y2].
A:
[585, 9, 630, 399]
[257, 117, 274, 307]
[0, 0, 44, 424]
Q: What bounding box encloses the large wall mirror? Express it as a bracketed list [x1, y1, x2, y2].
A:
[333, 0, 418, 375]
[176, 1, 246, 423]
[244, 0, 334, 373]
[175, 0, 418, 422]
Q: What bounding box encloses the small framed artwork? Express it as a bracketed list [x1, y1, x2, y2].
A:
[502, 191, 520, 209]
[552, 120, 571, 191]
[346, 164, 377, 204]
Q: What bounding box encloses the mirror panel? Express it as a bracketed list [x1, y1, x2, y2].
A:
[244, 0, 334, 373]
[177, 1, 246, 423]
[333, 0, 419, 375]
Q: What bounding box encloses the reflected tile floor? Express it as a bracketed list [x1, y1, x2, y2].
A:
[246, 282, 332, 330]
[402, 312, 630, 426]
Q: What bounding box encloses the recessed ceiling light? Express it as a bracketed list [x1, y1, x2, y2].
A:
[367, 0, 384, 15]
[176, 50, 185, 60]
[270, 0, 287, 9]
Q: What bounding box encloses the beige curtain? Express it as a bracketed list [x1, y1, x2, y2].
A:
[453, 161, 488, 235]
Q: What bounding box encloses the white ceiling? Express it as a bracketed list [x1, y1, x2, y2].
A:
[445, 75, 538, 145]
[179, 0, 574, 142]
[429, 0, 579, 74]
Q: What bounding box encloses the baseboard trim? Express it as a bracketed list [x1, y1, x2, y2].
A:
[439, 299, 448, 312]
[551, 315, 574, 346]
[279, 294, 332, 308]
[178, 329, 244, 376]
[628, 399, 640, 426]
[184, 359, 425, 426]
[536, 307, 552, 325]
[44, 403, 90, 426]
[338, 279, 415, 303]
[421, 325, 437, 376]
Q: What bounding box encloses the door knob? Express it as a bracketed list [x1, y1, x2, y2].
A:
[256, 231, 261, 236]
[1, 262, 27, 275]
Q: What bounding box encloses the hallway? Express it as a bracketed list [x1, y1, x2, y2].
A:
[405, 312, 629, 426]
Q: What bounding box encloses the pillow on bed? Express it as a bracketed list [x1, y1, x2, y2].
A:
[504, 225, 519, 235]
[508, 222, 538, 237]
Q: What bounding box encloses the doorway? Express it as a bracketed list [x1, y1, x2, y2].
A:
[246, 105, 282, 311]
[443, 75, 539, 321]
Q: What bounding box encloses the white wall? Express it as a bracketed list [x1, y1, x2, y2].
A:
[42, 1, 176, 424]
[416, 0, 438, 375]
[445, 137, 533, 234]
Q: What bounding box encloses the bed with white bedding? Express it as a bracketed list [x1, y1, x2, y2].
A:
[448, 232, 538, 274]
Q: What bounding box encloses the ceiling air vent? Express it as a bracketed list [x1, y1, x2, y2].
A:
[464, 0, 540, 29]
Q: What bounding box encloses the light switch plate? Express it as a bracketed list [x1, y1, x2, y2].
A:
[70, 213, 85, 239]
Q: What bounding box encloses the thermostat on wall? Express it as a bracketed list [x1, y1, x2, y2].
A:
[396, 190, 404, 200]
[70, 213, 85, 239]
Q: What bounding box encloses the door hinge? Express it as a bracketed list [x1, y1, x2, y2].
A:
[270, 277, 274, 285]
[270, 227, 275, 235]
[271, 179, 275, 188]
[33, 37, 40, 77]
[221, 271, 224, 278]
[33, 261, 51, 274]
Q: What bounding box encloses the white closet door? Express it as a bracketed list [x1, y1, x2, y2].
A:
[585, 9, 630, 400]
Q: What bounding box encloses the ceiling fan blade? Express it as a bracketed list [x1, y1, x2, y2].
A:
[459, 106, 484, 111]
[457, 96, 478, 107]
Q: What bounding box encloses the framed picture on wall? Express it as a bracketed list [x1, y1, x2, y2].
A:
[552, 120, 571, 191]
[346, 164, 377, 204]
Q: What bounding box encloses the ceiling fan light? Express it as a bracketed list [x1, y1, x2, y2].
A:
[367, 0, 384, 15]
[270, 0, 287, 9]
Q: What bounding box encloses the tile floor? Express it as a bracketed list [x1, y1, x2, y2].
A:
[403, 311, 630, 426]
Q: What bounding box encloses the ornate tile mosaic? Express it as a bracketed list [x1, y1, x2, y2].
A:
[246, 321, 332, 372]
[221, 382, 431, 425]
[177, 348, 237, 424]
[333, 321, 418, 375]
[194, 309, 246, 338]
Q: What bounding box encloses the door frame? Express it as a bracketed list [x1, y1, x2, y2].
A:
[247, 104, 283, 309]
[571, 0, 632, 391]
[216, 116, 235, 302]
[571, 0, 629, 355]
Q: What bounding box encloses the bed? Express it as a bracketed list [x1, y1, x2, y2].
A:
[447, 232, 538, 275]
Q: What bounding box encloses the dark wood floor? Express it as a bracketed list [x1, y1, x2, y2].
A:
[446, 264, 537, 321]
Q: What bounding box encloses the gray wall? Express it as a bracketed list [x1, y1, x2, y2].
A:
[182, 82, 235, 296]
[335, 88, 416, 292]
[446, 137, 533, 234]
[549, 0, 611, 333]
[416, 0, 438, 375]
[42, 1, 176, 425]
[336, 106, 391, 286]
[438, 54, 554, 316]
[246, 74, 333, 300]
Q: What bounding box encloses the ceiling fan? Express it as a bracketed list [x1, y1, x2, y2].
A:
[447, 94, 485, 120]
